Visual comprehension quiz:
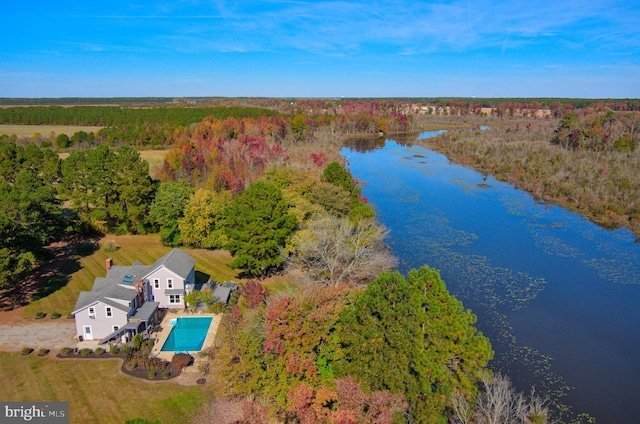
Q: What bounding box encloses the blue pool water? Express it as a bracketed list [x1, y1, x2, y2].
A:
[160, 316, 213, 352]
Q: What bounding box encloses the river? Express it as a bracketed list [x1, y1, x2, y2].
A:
[341, 133, 640, 423]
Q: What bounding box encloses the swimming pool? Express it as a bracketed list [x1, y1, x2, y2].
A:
[160, 316, 213, 352]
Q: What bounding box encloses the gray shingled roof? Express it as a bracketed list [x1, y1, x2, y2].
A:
[72, 267, 139, 314]
[131, 301, 159, 322]
[72, 249, 195, 315]
[150, 248, 196, 279]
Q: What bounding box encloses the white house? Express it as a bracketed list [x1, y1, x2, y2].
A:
[72, 249, 196, 343]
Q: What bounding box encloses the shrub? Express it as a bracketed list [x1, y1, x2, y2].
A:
[162, 370, 171, 379]
[21, 347, 34, 355]
[184, 289, 214, 311]
[35, 312, 45, 319]
[50, 312, 61, 319]
[142, 339, 154, 350]
[102, 239, 118, 253]
[37, 348, 50, 357]
[94, 347, 105, 355]
[109, 345, 120, 355]
[199, 345, 219, 360]
[80, 348, 92, 357]
[133, 334, 143, 350]
[60, 347, 73, 356]
[125, 360, 138, 370]
[208, 301, 224, 314]
[66, 313, 74, 319]
[147, 370, 157, 379]
[55, 134, 69, 149]
[77, 240, 99, 254]
[171, 353, 193, 369]
[138, 355, 169, 372]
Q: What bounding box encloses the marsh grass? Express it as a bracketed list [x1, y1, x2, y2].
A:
[420, 118, 640, 236]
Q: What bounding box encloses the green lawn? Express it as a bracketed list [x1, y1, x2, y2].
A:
[24, 234, 238, 319]
[0, 352, 209, 424]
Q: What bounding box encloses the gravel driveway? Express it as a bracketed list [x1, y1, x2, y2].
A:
[0, 321, 76, 351]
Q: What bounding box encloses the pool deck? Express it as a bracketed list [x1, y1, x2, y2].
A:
[151, 309, 222, 363]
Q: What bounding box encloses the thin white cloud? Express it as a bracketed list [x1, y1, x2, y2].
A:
[61, 0, 639, 59]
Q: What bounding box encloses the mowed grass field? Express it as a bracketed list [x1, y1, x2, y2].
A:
[0, 352, 209, 424]
[0, 124, 104, 137]
[24, 234, 239, 319]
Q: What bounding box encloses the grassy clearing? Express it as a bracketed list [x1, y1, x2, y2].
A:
[0, 352, 208, 424]
[0, 125, 104, 138]
[24, 234, 238, 319]
[139, 149, 168, 175]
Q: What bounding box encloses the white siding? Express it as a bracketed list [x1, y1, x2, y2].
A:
[74, 301, 128, 340]
[146, 268, 185, 308]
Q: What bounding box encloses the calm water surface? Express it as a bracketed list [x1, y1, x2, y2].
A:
[341, 134, 640, 423]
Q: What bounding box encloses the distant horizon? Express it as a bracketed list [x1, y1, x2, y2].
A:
[2, 95, 639, 101]
[3, 1, 639, 99]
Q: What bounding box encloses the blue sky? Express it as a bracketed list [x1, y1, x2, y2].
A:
[1, 1, 639, 98]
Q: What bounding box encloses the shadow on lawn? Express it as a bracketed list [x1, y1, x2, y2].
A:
[0, 236, 100, 311]
[195, 270, 210, 285]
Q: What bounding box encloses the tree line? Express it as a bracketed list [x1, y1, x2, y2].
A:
[552, 110, 640, 152]
[0, 105, 281, 126]
[0, 142, 62, 292]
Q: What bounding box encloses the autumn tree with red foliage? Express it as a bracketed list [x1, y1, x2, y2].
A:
[243, 280, 268, 308]
[286, 378, 406, 424]
[157, 116, 289, 192]
[263, 287, 349, 385]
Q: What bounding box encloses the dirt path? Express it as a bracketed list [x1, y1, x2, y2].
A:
[0, 321, 76, 351]
[0, 307, 26, 325]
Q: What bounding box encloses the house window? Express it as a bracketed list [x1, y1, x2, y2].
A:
[169, 294, 181, 304]
[88, 307, 95, 318]
[112, 325, 119, 332]
[105, 307, 112, 317]
[153, 279, 159, 289]
[167, 278, 173, 289]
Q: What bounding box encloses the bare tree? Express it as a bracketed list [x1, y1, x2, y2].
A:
[450, 392, 474, 424]
[476, 373, 526, 424]
[450, 373, 552, 424]
[286, 214, 397, 286]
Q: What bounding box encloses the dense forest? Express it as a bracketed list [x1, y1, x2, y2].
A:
[2, 99, 639, 423]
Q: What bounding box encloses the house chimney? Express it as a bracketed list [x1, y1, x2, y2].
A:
[106, 258, 113, 271]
